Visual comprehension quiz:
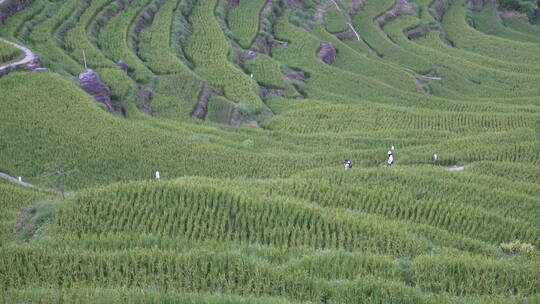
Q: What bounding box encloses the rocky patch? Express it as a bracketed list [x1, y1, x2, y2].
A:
[79, 69, 113, 112]
[134, 1, 161, 35]
[317, 42, 337, 65]
[271, 39, 289, 50]
[0, 0, 32, 24]
[228, 106, 258, 127]
[260, 87, 285, 98]
[375, 0, 413, 28]
[431, 0, 451, 22]
[226, 0, 240, 11]
[282, 66, 307, 81]
[406, 24, 441, 40]
[335, 29, 359, 40]
[192, 83, 220, 120]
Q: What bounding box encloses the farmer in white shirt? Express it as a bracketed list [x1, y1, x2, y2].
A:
[387, 151, 394, 166]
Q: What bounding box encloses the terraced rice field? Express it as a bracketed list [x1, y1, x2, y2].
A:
[0, 0, 539, 302]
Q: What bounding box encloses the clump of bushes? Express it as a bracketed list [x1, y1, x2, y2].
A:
[500, 240, 536, 256]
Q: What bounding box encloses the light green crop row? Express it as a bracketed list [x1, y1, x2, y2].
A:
[265, 104, 539, 133]
[271, 14, 540, 113]
[63, 0, 117, 69]
[186, 0, 264, 112]
[138, 0, 194, 75]
[442, 0, 540, 67]
[99, 0, 154, 83]
[227, 0, 267, 48]
[384, 17, 540, 99]
[351, 0, 432, 71]
[27, 0, 84, 75]
[149, 74, 204, 121]
[51, 181, 430, 257]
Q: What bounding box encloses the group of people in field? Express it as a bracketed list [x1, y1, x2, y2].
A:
[343, 150, 394, 170]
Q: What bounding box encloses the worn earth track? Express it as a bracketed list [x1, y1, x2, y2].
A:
[0, 172, 59, 194]
[0, 38, 37, 72]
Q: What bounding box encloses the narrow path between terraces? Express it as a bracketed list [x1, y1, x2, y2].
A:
[0, 172, 59, 194]
[0, 38, 37, 72]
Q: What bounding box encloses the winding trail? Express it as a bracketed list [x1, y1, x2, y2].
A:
[0, 38, 37, 72]
[347, 22, 361, 41]
[0, 172, 59, 194]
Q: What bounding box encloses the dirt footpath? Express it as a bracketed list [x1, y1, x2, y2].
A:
[0, 38, 37, 72]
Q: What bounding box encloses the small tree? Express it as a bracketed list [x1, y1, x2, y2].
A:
[41, 161, 73, 200]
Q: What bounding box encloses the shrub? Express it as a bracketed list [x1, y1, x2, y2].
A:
[501, 240, 537, 256]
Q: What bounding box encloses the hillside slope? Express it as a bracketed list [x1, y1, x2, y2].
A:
[0, 0, 539, 302]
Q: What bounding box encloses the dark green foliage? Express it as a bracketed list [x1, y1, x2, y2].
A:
[499, 0, 538, 14]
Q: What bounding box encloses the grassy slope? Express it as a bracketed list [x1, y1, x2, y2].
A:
[1, 178, 538, 302]
[0, 0, 540, 302]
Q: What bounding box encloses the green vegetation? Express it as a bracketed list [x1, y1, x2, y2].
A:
[138, 0, 193, 75]
[503, 15, 540, 36]
[186, 0, 264, 112]
[442, 0, 540, 66]
[324, 7, 349, 33]
[471, 2, 540, 43]
[99, 0, 154, 83]
[27, 0, 83, 75]
[0, 180, 53, 243]
[1, 0, 540, 302]
[228, 0, 267, 48]
[0, 40, 20, 64]
[150, 73, 204, 120]
[63, 0, 116, 69]
[244, 54, 298, 97]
